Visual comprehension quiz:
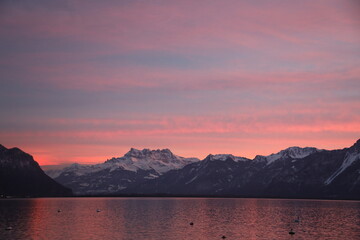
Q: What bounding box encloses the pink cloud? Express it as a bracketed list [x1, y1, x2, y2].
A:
[2, 0, 358, 50]
[1, 0, 358, 165]
[1, 0, 358, 94]
[2, 108, 359, 165]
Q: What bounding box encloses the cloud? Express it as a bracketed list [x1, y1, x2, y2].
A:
[0, 0, 359, 164]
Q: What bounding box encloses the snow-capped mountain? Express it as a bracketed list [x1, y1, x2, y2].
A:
[46, 148, 199, 195]
[206, 154, 249, 162]
[106, 148, 199, 174]
[43, 140, 360, 199]
[123, 140, 360, 199]
[254, 146, 321, 165]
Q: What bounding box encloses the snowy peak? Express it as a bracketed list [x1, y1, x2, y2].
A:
[46, 163, 91, 178]
[50, 148, 200, 178]
[278, 146, 320, 159]
[205, 154, 249, 162]
[124, 148, 176, 163]
[256, 146, 320, 165]
[109, 148, 199, 173]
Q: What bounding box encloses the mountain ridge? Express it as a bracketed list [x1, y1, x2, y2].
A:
[2, 141, 359, 199]
[119, 140, 360, 199]
[45, 148, 199, 195]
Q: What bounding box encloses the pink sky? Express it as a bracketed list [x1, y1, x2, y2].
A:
[0, 0, 359, 165]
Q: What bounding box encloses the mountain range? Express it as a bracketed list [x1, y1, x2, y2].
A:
[45, 148, 199, 195]
[43, 139, 360, 199]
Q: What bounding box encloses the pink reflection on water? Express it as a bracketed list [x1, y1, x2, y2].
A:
[2, 198, 359, 240]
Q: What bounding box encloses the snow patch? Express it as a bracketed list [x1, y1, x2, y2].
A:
[325, 152, 359, 185]
[185, 175, 198, 185]
[144, 173, 158, 179]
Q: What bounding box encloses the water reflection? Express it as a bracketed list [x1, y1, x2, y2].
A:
[0, 199, 36, 239]
[0, 198, 359, 240]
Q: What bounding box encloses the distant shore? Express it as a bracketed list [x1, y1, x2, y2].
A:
[2, 194, 359, 201]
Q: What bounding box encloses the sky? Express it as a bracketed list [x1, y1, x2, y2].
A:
[0, 0, 359, 165]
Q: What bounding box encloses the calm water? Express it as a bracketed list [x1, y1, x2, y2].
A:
[0, 198, 359, 240]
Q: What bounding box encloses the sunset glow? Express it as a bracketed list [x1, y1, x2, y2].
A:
[0, 0, 359, 165]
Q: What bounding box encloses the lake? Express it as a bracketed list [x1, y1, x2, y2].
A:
[0, 197, 359, 240]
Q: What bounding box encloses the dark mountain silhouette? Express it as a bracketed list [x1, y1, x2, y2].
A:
[0, 145, 72, 197]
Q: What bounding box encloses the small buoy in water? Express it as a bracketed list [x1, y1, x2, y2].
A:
[5, 227, 13, 231]
[57, 209, 61, 213]
[221, 236, 226, 239]
[97, 209, 101, 212]
[189, 222, 194, 226]
[289, 229, 295, 235]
